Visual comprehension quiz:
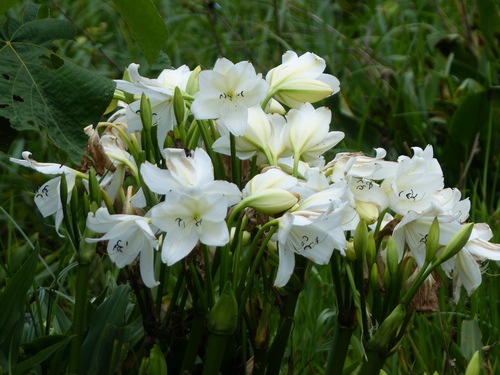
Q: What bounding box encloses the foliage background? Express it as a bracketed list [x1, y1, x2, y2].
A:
[0, 0, 499, 373]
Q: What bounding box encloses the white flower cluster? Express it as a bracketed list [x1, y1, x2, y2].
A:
[10, 51, 499, 297]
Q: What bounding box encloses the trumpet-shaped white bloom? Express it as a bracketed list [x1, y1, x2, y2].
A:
[212, 106, 290, 165]
[266, 51, 340, 108]
[282, 103, 344, 164]
[116, 63, 192, 149]
[150, 189, 230, 265]
[141, 147, 241, 206]
[86, 208, 159, 288]
[190, 58, 269, 136]
[10, 152, 78, 236]
[381, 146, 444, 215]
[274, 189, 347, 287]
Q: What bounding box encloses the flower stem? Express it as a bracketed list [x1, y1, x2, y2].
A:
[325, 319, 355, 375]
[68, 262, 90, 374]
[202, 334, 230, 375]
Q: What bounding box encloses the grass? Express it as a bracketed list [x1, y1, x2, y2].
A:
[1, 0, 499, 373]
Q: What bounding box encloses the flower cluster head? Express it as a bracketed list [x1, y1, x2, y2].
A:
[9, 50, 499, 299]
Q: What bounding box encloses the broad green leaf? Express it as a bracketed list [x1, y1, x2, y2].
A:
[0, 0, 21, 16]
[111, 0, 168, 65]
[0, 3, 115, 162]
[0, 244, 39, 346]
[12, 335, 72, 375]
[461, 319, 482, 362]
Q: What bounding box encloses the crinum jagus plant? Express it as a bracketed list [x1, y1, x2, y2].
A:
[10, 50, 500, 374]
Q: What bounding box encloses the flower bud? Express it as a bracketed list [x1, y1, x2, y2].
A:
[186, 65, 201, 95]
[208, 281, 238, 336]
[173, 86, 185, 125]
[241, 189, 299, 215]
[354, 219, 367, 261]
[437, 223, 474, 264]
[425, 217, 440, 263]
[369, 263, 379, 292]
[345, 240, 356, 261]
[366, 304, 405, 351]
[356, 201, 380, 225]
[139, 93, 153, 132]
[366, 232, 376, 268]
[465, 350, 481, 375]
[386, 237, 399, 276]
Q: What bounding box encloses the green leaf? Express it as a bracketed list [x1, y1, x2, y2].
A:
[111, 0, 169, 65]
[0, 3, 116, 162]
[0, 244, 39, 346]
[79, 284, 130, 374]
[0, 0, 21, 16]
[12, 335, 73, 375]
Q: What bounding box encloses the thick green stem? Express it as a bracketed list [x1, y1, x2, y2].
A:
[265, 290, 300, 375]
[180, 313, 206, 374]
[202, 334, 230, 375]
[325, 320, 355, 375]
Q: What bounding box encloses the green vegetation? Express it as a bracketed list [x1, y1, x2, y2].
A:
[1, 0, 499, 374]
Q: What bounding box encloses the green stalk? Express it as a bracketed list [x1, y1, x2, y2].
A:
[265, 289, 300, 375]
[180, 313, 206, 373]
[230, 133, 242, 187]
[325, 319, 355, 375]
[68, 262, 91, 374]
[202, 334, 230, 375]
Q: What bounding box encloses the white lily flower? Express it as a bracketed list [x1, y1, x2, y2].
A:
[86, 208, 159, 288]
[9, 151, 79, 236]
[282, 103, 344, 165]
[381, 145, 444, 215]
[116, 63, 192, 149]
[190, 58, 269, 136]
[141, 147, 241, 206]
[392, 203, 463, 267]
[150, 189, 230, 265]
[212, 106, 290, 165]
[274, 190, 347, 287]
[266, 50, 340, 108]
[325, 148, 397, 183]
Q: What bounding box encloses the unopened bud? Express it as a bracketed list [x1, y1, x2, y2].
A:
[464, 350, 481, 375]
[186, 66, 201, 95]
[425, 217, 440, 263]
[437, 223, 473, 264]
[139, 93, 153, 132]
[173, 86, 185, 125]
[354, 219, 367, 261]
[208, 281, 238, 335]
[386, 237, 399, 276]
[242, 189, 299, 215]
[356, 201, 379, 225]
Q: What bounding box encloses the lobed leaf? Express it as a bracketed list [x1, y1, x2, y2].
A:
[0, 3, 115, 162]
